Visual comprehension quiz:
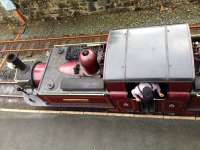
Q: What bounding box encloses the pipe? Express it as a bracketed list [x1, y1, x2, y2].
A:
[6, 53, 26, 71]
[13, 9, 26, 26]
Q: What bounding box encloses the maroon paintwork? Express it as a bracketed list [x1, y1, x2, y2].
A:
[32, 62, 200, 116]
[79, 49, 99, 75]
[59, 61, 78, 76]
[168, 82, 192, 92]
[104, 81, 200, 115]
[29, 33, 200, 116]
[32, 63, 46, 87]
[106, 82, 140, 112]
[39, 95, 114, 109]
[154, 82, 200, 116]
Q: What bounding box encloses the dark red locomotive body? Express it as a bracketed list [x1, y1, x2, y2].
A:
[12, 24, 200, 116]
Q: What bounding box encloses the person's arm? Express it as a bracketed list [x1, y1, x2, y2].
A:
[155, 84, 164, 97]
[131, 89, 141, 102]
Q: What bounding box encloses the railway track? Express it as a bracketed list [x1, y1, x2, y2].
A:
[190, 24, 200, 30]
[0, 82, 21, 96]
[0, 82, 25, 109]
[0, 34, 108, 54]
[0, 24, 199, 54]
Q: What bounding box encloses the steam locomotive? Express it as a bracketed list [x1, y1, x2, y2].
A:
[7, 24, 200, 116]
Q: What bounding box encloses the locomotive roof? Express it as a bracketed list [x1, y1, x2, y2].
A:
[103, 24, 195, 82]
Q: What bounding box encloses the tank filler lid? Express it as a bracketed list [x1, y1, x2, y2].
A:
[103, 24, 195, 81]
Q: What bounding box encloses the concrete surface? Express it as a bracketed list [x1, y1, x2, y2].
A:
[0, 111, 200, 150]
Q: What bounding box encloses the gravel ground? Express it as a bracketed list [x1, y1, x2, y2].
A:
[0, 24, 16, 40]
[0, 3, 199, 40]
[22, 3, 200, 39]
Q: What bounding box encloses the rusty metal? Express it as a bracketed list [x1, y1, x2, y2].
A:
[0, 48, 49, 53]
[190, 23, 200, 30]
[0, 24, 199, 54]
[0, 34, 108, 44]
[0, 94, 23, 98]
[0, 81, 17, 84]
[0, 34, 108, 54]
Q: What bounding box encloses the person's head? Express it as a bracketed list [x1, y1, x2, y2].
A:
[142, 86, 153, 103]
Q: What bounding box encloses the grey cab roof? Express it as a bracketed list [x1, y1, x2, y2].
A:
[103, 24, 195, 82]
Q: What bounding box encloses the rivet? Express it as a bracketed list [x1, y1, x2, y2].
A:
[57, 48, 64, 54]
[47, 80, 55, 89]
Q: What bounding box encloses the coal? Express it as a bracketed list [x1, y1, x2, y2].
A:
[65, 47, 82, 60]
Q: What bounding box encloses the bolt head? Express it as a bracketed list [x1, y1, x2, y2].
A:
[47, 80, 55, 89]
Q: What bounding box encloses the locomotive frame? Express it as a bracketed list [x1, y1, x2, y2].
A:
[9, 24, 200, 116]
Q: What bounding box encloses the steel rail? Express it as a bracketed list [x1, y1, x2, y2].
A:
[0, 48, 49, 53]
[0, 24, 199, 44]
[0, 34, 108, 54]
[0, 34, 108, 44]
[0, 94, 23, 98]
[0, 24, 199, 54]
[190, 23, 200, 29]
[0, 24, 198, 44]
[0, 81, 17, 84]
[0, 42, 107, 53]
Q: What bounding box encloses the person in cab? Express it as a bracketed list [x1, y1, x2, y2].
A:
[131, 83, 164, 112]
